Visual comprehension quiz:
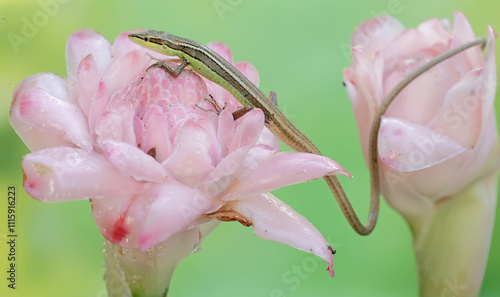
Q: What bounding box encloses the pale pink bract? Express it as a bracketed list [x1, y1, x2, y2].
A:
[11, 29, 348, 276]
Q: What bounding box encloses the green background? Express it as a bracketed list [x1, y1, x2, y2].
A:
[1, 0, 499, 296]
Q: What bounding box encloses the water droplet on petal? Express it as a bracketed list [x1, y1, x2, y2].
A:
[192, 243, 202, 254]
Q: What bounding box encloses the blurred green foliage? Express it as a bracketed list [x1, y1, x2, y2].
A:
[0, 0, 499, 296]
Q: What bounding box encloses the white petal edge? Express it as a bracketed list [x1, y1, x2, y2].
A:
[16, 88, 92, 150]
[22, 147, 143, 202]
[66, 29, 112, 82]
[228, 151, 350, 200]
[378, 117, 466, 172]
[101, 140, 169, 182]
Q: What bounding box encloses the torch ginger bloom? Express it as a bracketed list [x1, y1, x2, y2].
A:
[10, 28, 346, 283]
[343, 12, 498, 211]
[343, 12, 499, 296]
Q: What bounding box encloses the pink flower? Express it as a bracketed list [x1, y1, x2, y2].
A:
[11, 29, 348, 276]
[343, 12, 498, 219]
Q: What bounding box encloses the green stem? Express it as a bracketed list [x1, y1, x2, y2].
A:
[409, 172, 498, 297]
[103, 228, 201, 297]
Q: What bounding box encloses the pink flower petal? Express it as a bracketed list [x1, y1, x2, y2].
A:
[228, 108, 265, 151]
[352, 46, 385, 104]
[13, 72, 70, 102]
[201, 145, 253, 197]
[66, 29, 112, 82]
[92, 193, 147, 248]
[22, 147, 143, 202]
[344, 48, 385, 149]
[430, 27, 497, 148]
[351, 15, 405, 57]
[449, 118, 499, 195]
[479, 26, 498, 134]
[382, 29, 428, 62]
[450, 11, 483, 73]
[10, 116, 73, 152]
[217, 110, 235, 157]
[428, 68, 484, 148]
[228, 151, 350, 200]
[233, 193, 335, 277]
[162, 118, 220, 185]
[380, 138, 497, 213]
[384, 49, 459, 126]
[235, 61, 260, 87]
[10, 74, 74, 151]
[139, 183, 217, 251]
[76, 54, 101, 117]
[343, 65, 375, 158]
[241, 144, 276, 170]
[112, 99, 136, 145]
[207, 41, 233, 62]
[101, 140, 169, 182]
[133, 115, 144, 145]
[87, 81, 109, 141]
[17, 88, 92, 150]
[165, 106, 191, 142]
[417, 18, 450, 46]
[257, 127, 280, 151]
[112, 30, 149, 61]
[142, 106, 172, 163]
[378, 117, 466, 172]
[105, 50, 151, 95]
[94, 110, 123, 145]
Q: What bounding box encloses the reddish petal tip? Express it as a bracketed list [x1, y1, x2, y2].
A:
[341, 170, 352, 178]
[327, 266, 335, 277]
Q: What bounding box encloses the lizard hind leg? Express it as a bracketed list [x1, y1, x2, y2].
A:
[146, 57, 188, 77]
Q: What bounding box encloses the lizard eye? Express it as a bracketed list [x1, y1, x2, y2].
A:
[144, 37, 149, 42]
